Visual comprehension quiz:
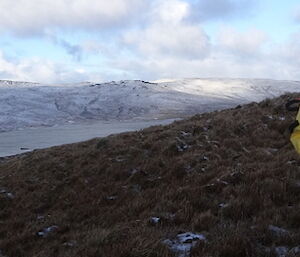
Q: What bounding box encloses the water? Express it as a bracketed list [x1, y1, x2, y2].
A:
[0, 119, 176, 157]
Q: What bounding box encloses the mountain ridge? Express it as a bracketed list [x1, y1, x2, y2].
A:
[1, 78, 300, 133]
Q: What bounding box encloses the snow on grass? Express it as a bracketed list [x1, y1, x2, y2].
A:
[37, 225, 59, 238]
[0, 189, 14, 199]
[268, 225, 289, 236]
[150, 217, 160, 224]
[274, 246, 289, 257]
[263, 245, 300, 257]
[219, 203, 229, 208]
[163, 232, 206, 257]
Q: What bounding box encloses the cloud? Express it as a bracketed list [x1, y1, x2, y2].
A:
[191, 0, 257, 21]
[0, 0, 147, 35]
[151, 0, 191, 23]
[58, 40, 82, 61]
[294, 6, 300, 23]
[1, 0, 299, 83]
[217, 26, 268, 56]
[0, 0, 258, 37]
[123, 0, 210, 60]
[47, 34, 83, 61]
[272, 31, 300, 68]
[0, 49, 133, 83]
[122, 0, 259, 62]
[118, 24, 300, 81]
[124, 23, 210, 60]
[115, 49, 300, 82]
[76, 0, 297, 81]
[0, 51, 88, 83]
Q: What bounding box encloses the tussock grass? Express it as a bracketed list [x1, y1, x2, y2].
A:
[0, 94, 300, 256]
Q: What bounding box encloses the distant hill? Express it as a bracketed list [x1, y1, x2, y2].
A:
[1, 78, 300, 132]
[0, 93, 300, 257]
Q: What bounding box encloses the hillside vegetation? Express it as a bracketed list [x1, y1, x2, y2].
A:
[0, 94, 300, 257]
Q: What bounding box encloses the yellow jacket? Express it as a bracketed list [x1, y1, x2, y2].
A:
[291, 110, 300, 154]
[288, 99, 300, 154]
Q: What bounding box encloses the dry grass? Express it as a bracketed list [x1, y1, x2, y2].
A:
[1, 94, 300, 257]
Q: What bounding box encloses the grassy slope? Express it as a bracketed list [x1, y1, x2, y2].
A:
[0, 94, 300, 257]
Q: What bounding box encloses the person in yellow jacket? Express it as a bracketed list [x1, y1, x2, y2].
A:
[286, 98, 300, 154]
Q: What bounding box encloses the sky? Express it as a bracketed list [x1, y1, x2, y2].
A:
[0, 0, 300, 83]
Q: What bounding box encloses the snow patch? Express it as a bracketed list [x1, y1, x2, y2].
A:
[0, 189, 14, 199]
[106, 196, 117, 200]
[219, 203, 229, 208]
[268, 225, 289, 236]
[275, 246, 289, 257]
[290, 246, 300, 254]
[163, 232, 206, 257]
[150, 217, 160, 224]
[37, 225, 59, 237]
[63, 240, 77, 247]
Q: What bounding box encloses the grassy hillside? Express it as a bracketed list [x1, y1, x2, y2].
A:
[0, 94, 300, 257]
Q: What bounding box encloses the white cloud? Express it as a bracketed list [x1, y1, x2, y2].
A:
[0, 50, 133, 83]
[190, 0, 257, 21]
[118, 24, 300, 81]
[271, 31, 300, 68]
[123, 0, 210, 60]
[0, 51, 88, 83]
[1, 0, 300, 83]
[217, 26, 268, 56]
[0, 0, 258, 36]
[92, 1, 300, 81]
[124, 23, 210, 60]
[115, 49, 300, 82]
[0, 0, 146, 35]
[152, 0, 190, 23]
[294, 5, 300, 22]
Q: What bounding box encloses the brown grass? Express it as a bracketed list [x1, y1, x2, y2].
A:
[0, 94, 300, 256]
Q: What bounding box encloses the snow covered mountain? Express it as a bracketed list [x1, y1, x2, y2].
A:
[1, 78, 300, 132]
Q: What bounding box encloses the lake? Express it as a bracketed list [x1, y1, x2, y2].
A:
[0, 119, 177, 157]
